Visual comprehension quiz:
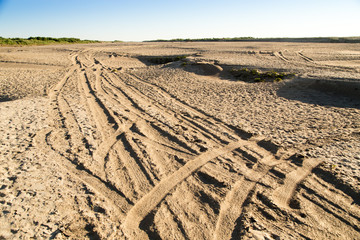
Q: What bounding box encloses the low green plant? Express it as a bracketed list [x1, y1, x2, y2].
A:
[230, 68, 294, 83]
[254, 78, 265, 82]
[251, 69, 259, 75]
[147, 55, 188, 64]
[181, 61, 188, 67]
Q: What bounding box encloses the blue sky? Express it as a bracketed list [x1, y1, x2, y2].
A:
[0, 0, 359, 41]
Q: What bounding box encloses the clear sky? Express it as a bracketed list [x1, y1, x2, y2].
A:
[0, 0, 359, 41]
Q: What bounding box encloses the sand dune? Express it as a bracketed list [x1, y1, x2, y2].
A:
[0, 42, 359, 239]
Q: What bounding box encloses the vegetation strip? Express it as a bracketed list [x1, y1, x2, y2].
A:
[230, 68, 295, 83]
[146, 37, 360, 43]
[0, 37, 98, 46]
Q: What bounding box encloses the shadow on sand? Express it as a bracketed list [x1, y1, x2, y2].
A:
[277, 78, 360, 109]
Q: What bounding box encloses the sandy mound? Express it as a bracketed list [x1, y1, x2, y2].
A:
[183, 61, 223, 76]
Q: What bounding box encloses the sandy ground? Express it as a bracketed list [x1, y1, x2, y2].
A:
[0, 42, 360, 239]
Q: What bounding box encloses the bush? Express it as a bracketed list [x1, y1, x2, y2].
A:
[230, 68, 295, 83]
[147, 55, 188, 64]
[254, 78, 265, 82]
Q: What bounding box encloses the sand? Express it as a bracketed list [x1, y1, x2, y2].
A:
[0, 42, 359, 239]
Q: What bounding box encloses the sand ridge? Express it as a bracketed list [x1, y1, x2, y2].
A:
[0, 42, 359, 239]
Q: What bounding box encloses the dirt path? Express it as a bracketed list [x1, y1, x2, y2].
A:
[1, 43, 359, 239]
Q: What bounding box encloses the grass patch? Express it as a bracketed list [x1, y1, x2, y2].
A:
[230, 68, 295, 83]
[147, 55, 188, 64]
[0, 37, 99, 46]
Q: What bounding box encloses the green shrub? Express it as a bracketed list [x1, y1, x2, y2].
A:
[230, 68, 295, 83]
[254, 78, 265, 82]
[251, 69, 259, 75]
[147, 55, 188, 64]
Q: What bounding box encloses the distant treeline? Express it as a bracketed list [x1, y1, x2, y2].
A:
[0, 37, 99, 46]
[146, 37, 255, 42]
[146, 37, 360, 43]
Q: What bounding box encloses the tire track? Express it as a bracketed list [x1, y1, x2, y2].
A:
[272, 158, 323, 209]
[122, 141, 249, 238]
[153, 201, 190, 240]
[77, 55, 206, 198]
[298, 50, 315, 63]
[296, 50, 358, 72]
[84, 52, 333, 240]
[105, 148, 138, 202]
[101, 72, 201, 155]
[213, 149, 282, 240]
[76, 55, 158, 198]
[94, 70, 195, 164]
[57, 95, 106, 179]
[213, 177, 256, 240]
[126, 72, 240, 142]
[101, 73, 199, 166]
[79, 70, 118, 140]
[23, 46, 359, 239]
[57, 50, 349, 239]
[34, 129, 132, 217]
[113, 134, 154, 194]
[274, 51, 290, 62]
[35, 52, 134, 219]
[91, 55, 306, 238]
[300, 177, 360, 228]
[112, 71, 226, 144]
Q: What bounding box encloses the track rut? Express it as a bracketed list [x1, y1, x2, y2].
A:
[33, 48, 360, 239]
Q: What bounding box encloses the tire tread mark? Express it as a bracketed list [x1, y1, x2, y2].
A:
[214, 177, 256, 240]
[113, 134, 153, 194]
[126, 72, 240, 142]
[80, 71, 118, 140]
[272, 158, 322, 208]
[302, 192, 360, 232]
[34, 129, 132, 216]
[122, 140, 245, 238]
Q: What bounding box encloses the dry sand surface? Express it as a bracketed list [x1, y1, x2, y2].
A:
[0, 42, 360, 239]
